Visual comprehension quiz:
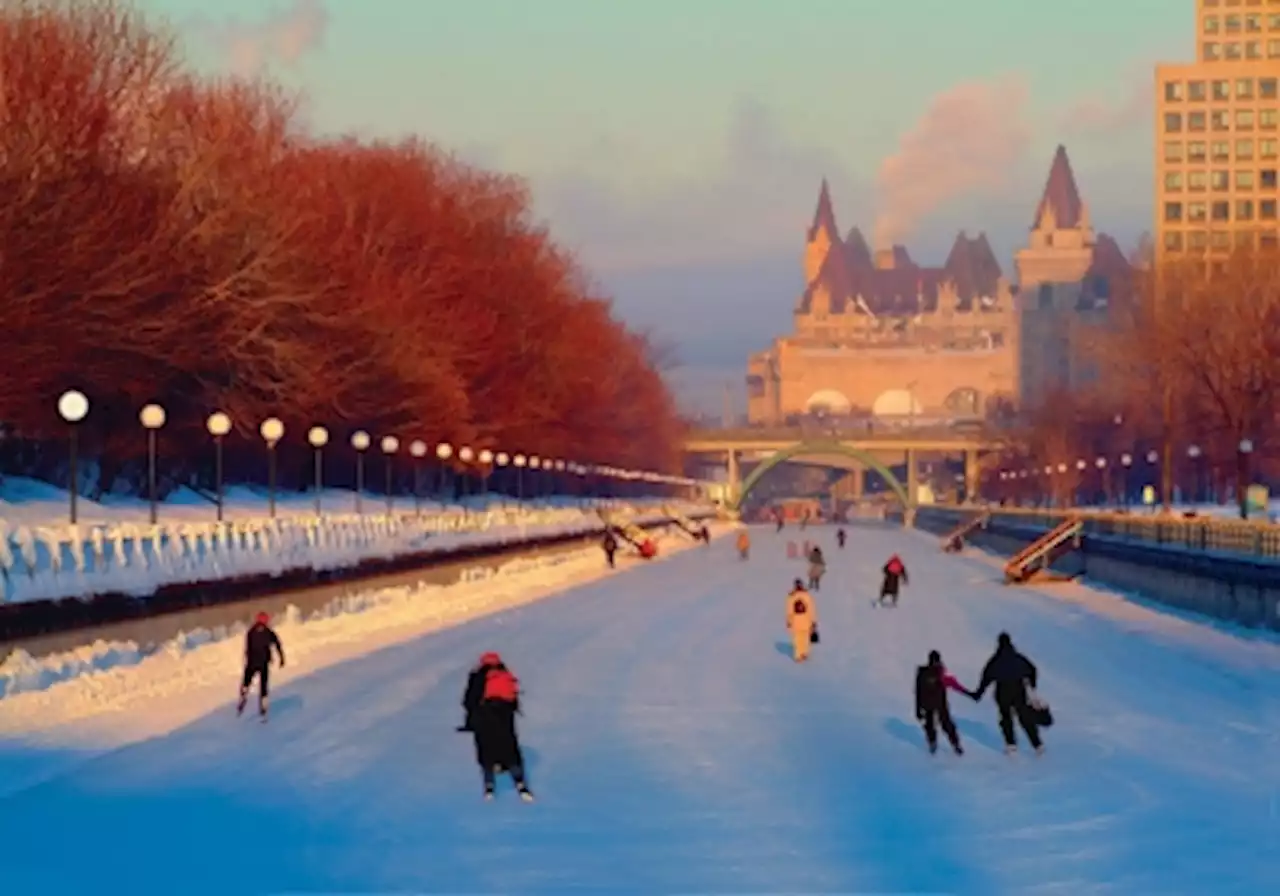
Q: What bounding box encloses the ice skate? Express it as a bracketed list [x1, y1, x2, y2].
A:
[236, 693, 246, 716]
[518, 784, 535, 802]
[928, 741, 938, 754]
[1035, 745, 1045, 756]
[484, 786, 495, 801]
[1004, 744, 1017, 755]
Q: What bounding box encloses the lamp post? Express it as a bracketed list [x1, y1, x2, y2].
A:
[1238, 438, 1254, 519]
[259, 417, 284, 518]
[529, 456, 541, 503]
[458, 447, 475, 504]
[1187, 444, 1203, 505]
[478, 449, 494, 505]
[57, 390, 89, 525]
[495, 452, 509, 508]
[513, 453, 527, 502]
[409, 440, 427, 515]
[351, 431, 371, 513]
[1095, 456, 1108, 506]
[307, 426, 328, 515]
[435, 442, 453, 503]
[139, 403, 166, 524]
[381, 436, 399, 514]
[1120, 453, 1133, 506]
[206, 412, 232, 521]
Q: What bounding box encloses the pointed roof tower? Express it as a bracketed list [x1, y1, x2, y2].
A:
[807, 178, 840, 243]
[1032, 145, 1083, 230]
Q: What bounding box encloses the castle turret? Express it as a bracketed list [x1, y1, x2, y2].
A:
[805, 179, 841, 286]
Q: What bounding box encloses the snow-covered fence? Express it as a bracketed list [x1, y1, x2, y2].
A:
[0, 500, 713, 604]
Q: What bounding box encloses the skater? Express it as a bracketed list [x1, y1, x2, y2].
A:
[972, 632, 1044, 755]
[699, 523, 711, 544]
[602, 529, 618, 568]
[461, 651, 534, 801]
[878, 553, 908, 606]
[238, 611, 285, 719]
[807, 545, 826, 591]
[943, 534, 963, 553]
[785, 578, 817, 662]
[836, 528, 846, 549]
[915, 649, 975, 755]
[775, 511, 784, 533]
[736, 528, 750, 560]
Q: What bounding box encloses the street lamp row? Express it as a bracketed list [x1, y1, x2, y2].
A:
[55, 390, 700, 524]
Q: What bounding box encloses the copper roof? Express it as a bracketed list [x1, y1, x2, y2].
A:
[1031, 145, 1083, 230]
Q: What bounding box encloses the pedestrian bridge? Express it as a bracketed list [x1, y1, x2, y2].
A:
[682, 425, 1009, 513]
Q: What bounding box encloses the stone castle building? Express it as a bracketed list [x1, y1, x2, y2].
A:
[745, 145, 1132, 424]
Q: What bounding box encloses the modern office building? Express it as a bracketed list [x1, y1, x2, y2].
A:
[1155, 0, 1280, 263]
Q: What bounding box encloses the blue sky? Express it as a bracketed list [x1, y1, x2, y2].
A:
[140, 0, 1191, 415]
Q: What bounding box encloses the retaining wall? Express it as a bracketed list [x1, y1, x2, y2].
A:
[913, 506, 1280, 632]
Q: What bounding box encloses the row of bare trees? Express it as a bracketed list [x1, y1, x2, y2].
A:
[0, 1, 684, 495]
[1004, 247, 1280, 515]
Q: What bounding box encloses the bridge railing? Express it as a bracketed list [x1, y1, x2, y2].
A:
[922, 503, 1280, 558]
[686, 422, 1005, 442]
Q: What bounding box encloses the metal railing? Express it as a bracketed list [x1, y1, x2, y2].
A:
[920, 503, 1280, 558]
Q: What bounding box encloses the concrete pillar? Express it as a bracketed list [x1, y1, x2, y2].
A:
[726, 448, 740, 504]
[964, 449, 980, 503]
[906, 448, 918, 509]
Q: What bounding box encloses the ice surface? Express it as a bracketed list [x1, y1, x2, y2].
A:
[0, 523, 1277, 893]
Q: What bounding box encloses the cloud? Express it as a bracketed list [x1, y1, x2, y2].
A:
[526, 97, 871, 273]
[872, 75, 1033, 250]
[196, 0, 329, 77]
[1059, 64, 1155, 136]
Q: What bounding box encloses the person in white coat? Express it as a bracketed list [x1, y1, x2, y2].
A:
[785, 578, 817, 662]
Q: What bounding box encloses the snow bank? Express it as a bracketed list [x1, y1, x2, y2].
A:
[0, 500, 713, 603]
[0, 522, 724, 748]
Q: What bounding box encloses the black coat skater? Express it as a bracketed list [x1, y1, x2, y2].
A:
[461, 652, 533, 800]
[973, 632, 1045, 753]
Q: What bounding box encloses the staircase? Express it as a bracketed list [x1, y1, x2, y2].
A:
[940, 511, 990, 550]
[1003, 518, 1084, 584]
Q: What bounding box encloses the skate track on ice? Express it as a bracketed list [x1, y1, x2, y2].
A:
[2, 523, 1279, 893]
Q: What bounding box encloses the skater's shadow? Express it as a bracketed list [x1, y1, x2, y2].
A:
[883, 717, 925, 750]
[953, 717, 1006, 752]
[268, 694, 304, 717]
[773, 640, 794, 658]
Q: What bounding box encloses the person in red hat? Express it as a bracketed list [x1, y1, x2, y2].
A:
[237, 611, 285, 720]
[459, 651, 533, 801]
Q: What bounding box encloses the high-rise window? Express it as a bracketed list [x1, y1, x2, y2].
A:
[1165, 202, 1184, 221]
[1238, 78, 1255, 98]
[1211, 109, 1231, 130]
[1190, 80, 1208, 100]
[1237, 109, 1256, 128]
[1262, 78, 1278, 98]
[1165, 81, 1183, 101]
[1165, 171, 1184, 190]
[1190, 111, 1207, 131]
[1190, 171, 1209, 190]
[1226, 42, 1243, 58]
[1238, 138, 1255, 159]
[1165, 140, 1184, 161]
[1207, 42, 1223, 60]
[1262, 109, 1279, 128]
[1213, 80, 1231, 99]
[1238, 169, 1256, 188]
[1263, 138, 1279, 157]
[1165, 112, 1183, 132]
[1248, 40, 1263, 57]
[1261, 199, 1277, 218]
[1238, 200, 1255, 220]
[1164, 231, 1183, 250]
[1190, 141, 1209, 162]
[1212, 170, 1231, 189]
[1212, 140, 1231, 160]
[1190, 231, 1209, 250]
[1190, 202, 1208, 222]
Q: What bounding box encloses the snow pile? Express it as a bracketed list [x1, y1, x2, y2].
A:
[0, 500, 714, 603]
[0, 522, 724, 741]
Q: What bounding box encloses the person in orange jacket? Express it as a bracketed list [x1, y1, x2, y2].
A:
[785, 578, 817, 662]
[736, 529, 750, 560]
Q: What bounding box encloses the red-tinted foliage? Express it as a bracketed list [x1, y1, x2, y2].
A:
[0, 0, 681, 486]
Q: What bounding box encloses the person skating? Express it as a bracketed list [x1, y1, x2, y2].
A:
[915, 650, 975, 755]
[972, 632, 1044, 755]
[878, 553, 908, 606]
[785, 579, 817, 662]
[807, 545, 826, 591]
[736, 528, 750, 560]
[699, 523, 711, 544]
[237, 611, 285, 720]
[461, 651, 534, 801]
[836, 528, 847, 549]
[602, 529, 618, 568]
